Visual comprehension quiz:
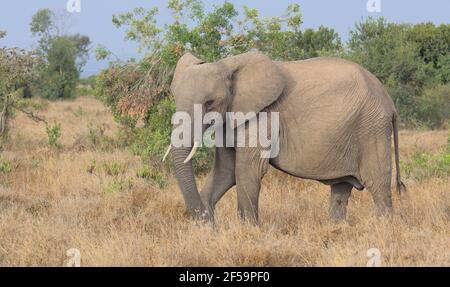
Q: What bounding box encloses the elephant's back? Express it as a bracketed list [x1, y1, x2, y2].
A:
[278, 57, 395, 123]
[271, 58, 394, 180]
[279, 57, 395, 113]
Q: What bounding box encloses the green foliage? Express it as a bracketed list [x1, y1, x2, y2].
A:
[86, 124, 114, 150]
[402, 152, 450, 181]
[104, 178, 135, 193]
[76, 85, 92, 97]
[39, 37, 80, 99]
[418, 85, 450, 129]
[30, 9, 91, 99]
[46, 122, 61, 148]
[136, 165, 166, 188]
[347, 18, 450, 128]
[0, 35, 43, 136]
[102, 162, 127, 176]
[0, 158, 12, 174]
[94, 45, 112, 61]
[401, 133, 450, 180]
[30, 9, 53, 41]
[86, 159, 131, 183]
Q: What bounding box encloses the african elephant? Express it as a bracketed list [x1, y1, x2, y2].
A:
[165, 51, 405, 223]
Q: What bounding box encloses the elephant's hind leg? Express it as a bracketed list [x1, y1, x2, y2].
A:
[329, 182, 353, 221]
[360, 133, 393, 217]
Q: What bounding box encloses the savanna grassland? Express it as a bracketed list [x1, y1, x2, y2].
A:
[0, 96, 448, 266]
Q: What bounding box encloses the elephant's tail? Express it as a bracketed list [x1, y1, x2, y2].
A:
[393, 113, 407, 195]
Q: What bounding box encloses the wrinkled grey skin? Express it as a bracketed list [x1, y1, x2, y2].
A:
[169, 51, 405, 224]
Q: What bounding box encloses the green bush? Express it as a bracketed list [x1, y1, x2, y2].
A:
[0, 33, 43, 137]
[102, 162, 127, 177]
[136, 165, 167, 188]
[86, 123, 115, 151]
[30, 9, 91, 100]
[127, 97, 213, 174]
[347, 18, 449, 128]
[401, 134, 450, 180]
[76, 85, 93, 97]
[402, 152, 450, 180]
[417, 84, 450, 129]
[39, 37, 79, 99]
[46, 122, 61, 148]
[104, 178, 135, 193]
[0, 158, 12, 174]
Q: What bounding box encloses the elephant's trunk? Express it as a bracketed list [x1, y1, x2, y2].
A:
[171, 146, 209, 220]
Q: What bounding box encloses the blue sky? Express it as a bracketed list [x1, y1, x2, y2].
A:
[1, 0, 448, 77]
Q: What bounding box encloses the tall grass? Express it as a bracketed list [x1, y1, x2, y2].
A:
[0, 96, 448, 266]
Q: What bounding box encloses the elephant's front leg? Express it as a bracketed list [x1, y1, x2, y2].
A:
[199, 147, 236, 218]
[235, 147, 269, 224]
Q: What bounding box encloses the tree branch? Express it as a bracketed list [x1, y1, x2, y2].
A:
[12, 104, 48, 125]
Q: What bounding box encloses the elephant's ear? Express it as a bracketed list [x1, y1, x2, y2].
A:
[172, 53, 204, 88]
[220, 52, 285, 116]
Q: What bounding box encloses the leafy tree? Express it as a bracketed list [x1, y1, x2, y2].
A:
[347, 17, 449, 128]
[30, 9, 91, 99]
[408, 23, 450, 70]
[30, 9, 54, 50]
[0, 31, 45, 137]
[40, 37, 80, 99]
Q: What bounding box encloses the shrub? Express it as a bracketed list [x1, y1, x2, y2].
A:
[104, 178, 135, 193]
[347, 18, 450, 128]
[417, 84, 450, 129]
[0, 34, 43, 137]
[402, 152, 450, 180]
[401, 133, 450, 180]
[30, 9, 91, 100]
[0, 158, 12, 174]
[39, 37, 79, 99]
[102, 162, 127, 177]
[46, 122, 61, 148]
[87, 123, 115, 151]
[136, 165, 167, 188]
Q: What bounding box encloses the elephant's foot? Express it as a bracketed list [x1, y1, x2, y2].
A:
[329, 183, 353, 221]
[369, 185, 393, 218]
[330, 204, 347, 221]
[372, 195, 393, 218]
[189, 206, 214, 222]
[238, 207, 259, 225]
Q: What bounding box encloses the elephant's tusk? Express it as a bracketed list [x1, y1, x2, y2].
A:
[162, 145, 172, 162]
[183, 141, 200, 164]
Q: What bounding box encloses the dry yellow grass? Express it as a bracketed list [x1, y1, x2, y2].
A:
[0, 96, 448, 266]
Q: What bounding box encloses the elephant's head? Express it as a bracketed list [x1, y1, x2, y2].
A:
[165, 51, 286, 219]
